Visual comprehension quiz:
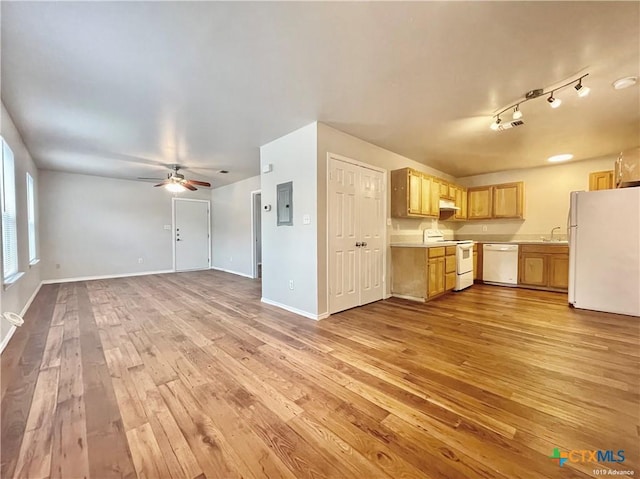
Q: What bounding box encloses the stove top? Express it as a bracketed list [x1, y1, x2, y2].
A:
[423, 229, 473, 245]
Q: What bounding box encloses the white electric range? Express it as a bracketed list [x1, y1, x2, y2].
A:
[423, 229, 474, 291]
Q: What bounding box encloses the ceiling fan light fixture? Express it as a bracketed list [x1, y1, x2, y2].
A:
[165, 182, 187, 193]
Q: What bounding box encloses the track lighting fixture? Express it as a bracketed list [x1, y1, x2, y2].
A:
[574, 78, 590, 97]
[490, 73, 589, 130]
[512, 105, 523, 120]
[547, 92, 562, 108]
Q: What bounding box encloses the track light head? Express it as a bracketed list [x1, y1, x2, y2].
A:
[512, 105, 523, 120]
[547, 92, 562, 108]
[490, 116, 502, 131]
[574, 79, 590, 97]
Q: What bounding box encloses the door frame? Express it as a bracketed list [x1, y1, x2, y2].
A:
[250, 189, 262, 279]
[172, 197, 212, 272]
[326, 152, 387, 315]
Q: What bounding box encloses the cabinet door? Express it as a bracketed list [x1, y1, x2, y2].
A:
[548, 254, 569, 290]
[439, 182, 449, 198]
[473, 252, 478, 280]
[428, 258, 445, 298]
[408, 170, 422, 215]
[420, 175, 432, 216]
[445, 272, 456, 291]
[430, 178, 440, 216]
[493, 182, 524, 219]
[454, 187, 467, 220]
[589, 170, 614, 191]
[519, 253, 548, 286]
[467, 187, 493, 219]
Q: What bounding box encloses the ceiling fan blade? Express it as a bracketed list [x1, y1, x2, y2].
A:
[183, 183, 197, 191]
[185, 179, 211, 187]
[154, 180, 170, 187]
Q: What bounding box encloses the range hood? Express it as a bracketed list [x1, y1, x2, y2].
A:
[439, 199, 460, 211]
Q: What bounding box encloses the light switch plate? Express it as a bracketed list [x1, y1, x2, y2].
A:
[164, 225, 171, 230]
[303, 214, 311, 225]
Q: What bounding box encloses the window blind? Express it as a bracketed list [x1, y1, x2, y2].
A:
[27, 172, 37, 263]
[2, 139, 18, 280]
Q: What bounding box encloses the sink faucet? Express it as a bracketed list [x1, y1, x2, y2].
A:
[551, 226, 561, 241]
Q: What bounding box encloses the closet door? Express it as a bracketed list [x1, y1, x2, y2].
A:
[329, 157, 385, 314]
[328, 159, 360, 313]
[359, 168, 385, 306]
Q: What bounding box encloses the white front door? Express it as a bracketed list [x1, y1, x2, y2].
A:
[174, 199, 210, 271]
[329, 156, 385, 314]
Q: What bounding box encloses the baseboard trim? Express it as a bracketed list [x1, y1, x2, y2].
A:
[20, 281, 43, 317]
[1, 281, 44, 354]
[210, 267, 254, 279]
[260, 297, 325, 321]
[390, 293, 425, 303]
[0, 325, 17, 354]
[42, 270, 174, 285]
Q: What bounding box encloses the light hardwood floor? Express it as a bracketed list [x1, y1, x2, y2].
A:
[1, 270, 638, 478]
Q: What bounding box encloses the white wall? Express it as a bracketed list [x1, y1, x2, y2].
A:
[316, 123, 454, 314]
[453, 155, 615, 240]
[260, 122, 319, 318]
[0, 103, 41, 349]
[211, 175, 260, 277]
[39, 170, 209, 281]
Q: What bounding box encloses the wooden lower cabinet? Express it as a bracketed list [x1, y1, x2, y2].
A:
[391, 246, 459, 301]
[518, 245, 569, 291]
[428, 257, 445, 298]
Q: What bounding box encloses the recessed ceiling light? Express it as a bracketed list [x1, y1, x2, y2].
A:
[548, 153, 574, 163]
[612, 76, 638, 90]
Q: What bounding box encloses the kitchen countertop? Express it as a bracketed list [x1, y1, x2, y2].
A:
[390, 240, 567, 247]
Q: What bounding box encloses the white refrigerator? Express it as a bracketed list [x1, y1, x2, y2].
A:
[568, 188, 640, 317]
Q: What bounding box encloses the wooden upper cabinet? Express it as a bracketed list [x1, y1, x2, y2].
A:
[467, 186, 493, 219]
[454, 186, 467, 220]
[391, 168, 438, 218]
[429, 178, 440, 216]
[589, 170, 614, 191]
[467, 182, 524, 220]
[493, 182, 524, 219]
[408, 170, 422, 214]
[439, 182, 449, 199]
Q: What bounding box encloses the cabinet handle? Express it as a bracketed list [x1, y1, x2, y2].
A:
[361, 242, 368, 247]
[355, 242, 362, 247]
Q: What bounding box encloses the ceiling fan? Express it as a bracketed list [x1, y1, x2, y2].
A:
[138, 165, 212, 192]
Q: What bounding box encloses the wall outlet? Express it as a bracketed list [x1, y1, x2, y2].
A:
[303, 214, 311, 225]
[163, 224, 171, 230]
[138, 258, 144, 264]
[386, 218, 392, 226]
[482, 225, 488, 232]
[289, 280, 294, 290]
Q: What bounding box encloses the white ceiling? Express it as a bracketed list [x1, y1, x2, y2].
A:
[2, 2, 639, 186]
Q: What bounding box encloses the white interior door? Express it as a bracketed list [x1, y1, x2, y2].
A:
[329, 159, 360, 313]
[174, 199, 210, 271]
[359, 168, 385, 305]
[329, 156, 385, 314]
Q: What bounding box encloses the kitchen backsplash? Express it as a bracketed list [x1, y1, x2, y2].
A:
[389, 217, 456, 244]
[457, 233, 568, 242]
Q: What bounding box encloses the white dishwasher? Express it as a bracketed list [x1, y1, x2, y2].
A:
[483, 244, 519, 285]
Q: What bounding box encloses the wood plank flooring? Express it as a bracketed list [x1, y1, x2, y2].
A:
[2, 270, 638, 478]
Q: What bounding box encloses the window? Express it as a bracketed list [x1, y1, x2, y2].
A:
[26, 172, 37, 264]
[1, 138, 18, 281]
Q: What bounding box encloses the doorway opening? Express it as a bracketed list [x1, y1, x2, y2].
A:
[251, 190, 262, 279]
